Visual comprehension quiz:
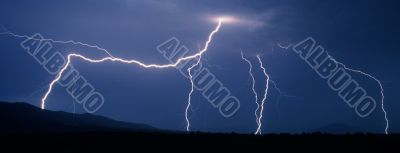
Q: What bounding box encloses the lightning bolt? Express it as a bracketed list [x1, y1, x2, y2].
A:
[255, 55, 270, 135]
[240, 52, 272, 135]
[186, 55, 201, 131]
[184, 19, 224, 131]
[268, 79, 297, 120]
[278, 43, 389, 134]
[184, 41, 204, 131]
[0, 31, 115, 58]
[329, 57, 389, 134]
[39, 19, 223, 132]
[1, 19, 223, 131]
[240, 51, 261, 131]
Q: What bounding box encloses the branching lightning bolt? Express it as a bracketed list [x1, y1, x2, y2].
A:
[186, 55, 202, 131]
[1, 19, 222, 131]
[240, 52, 272, 135]
[3, 19, 224, 132]
[0, 31, 115, 58]
[184, 19, 224, 131]
[278, 43, 389, 134]
[185, 41, 206, 131]
[4, 17, 387, 134]
[240, 51, 261, 131]
[255, 55, 270, 135]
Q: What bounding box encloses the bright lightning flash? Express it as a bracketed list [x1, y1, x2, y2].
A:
[240, 51, 261, 131]
[184, 18, 225, 131]
[186, 55, 202, 131]
[240, 52, 272, 135]
[37, 19, 223, 133]
[255, 55, 270, 135]
[215, 16, 237, 23]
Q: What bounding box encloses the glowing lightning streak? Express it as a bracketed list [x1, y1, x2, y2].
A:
[39, 19, 223, 132]
[186, 56, 201, 131]
[240, 53, 271, 135]
[277, 44, 389, 134]
[255, 55, 270, 135]
[0, 31, 115, 58]
[184, 18, 224, 131]
[277, 43, 292, 50]
[1, 19, 223, 66]
[1, 19, 222, 131]
[268, 79, 296, 120]
[240, 51, 260, 130]
[329, 57, 389, 134]
[185, 40, 205, 132]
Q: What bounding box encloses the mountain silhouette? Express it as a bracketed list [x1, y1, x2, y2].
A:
[0, 101, 158, 133]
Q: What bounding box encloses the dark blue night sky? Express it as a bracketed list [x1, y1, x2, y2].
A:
[0, 0, 399, 134]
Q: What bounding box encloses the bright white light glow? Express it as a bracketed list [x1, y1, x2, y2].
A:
[38, 19, 223, 133]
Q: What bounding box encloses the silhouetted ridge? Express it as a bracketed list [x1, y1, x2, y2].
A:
[0, 101, 158, 133]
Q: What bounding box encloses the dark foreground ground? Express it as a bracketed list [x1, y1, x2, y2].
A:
[0, 102, 397, 152]
[1, 132, 399, 152]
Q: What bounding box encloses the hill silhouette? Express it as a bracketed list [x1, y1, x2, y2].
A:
[0, 101, 158, 133]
